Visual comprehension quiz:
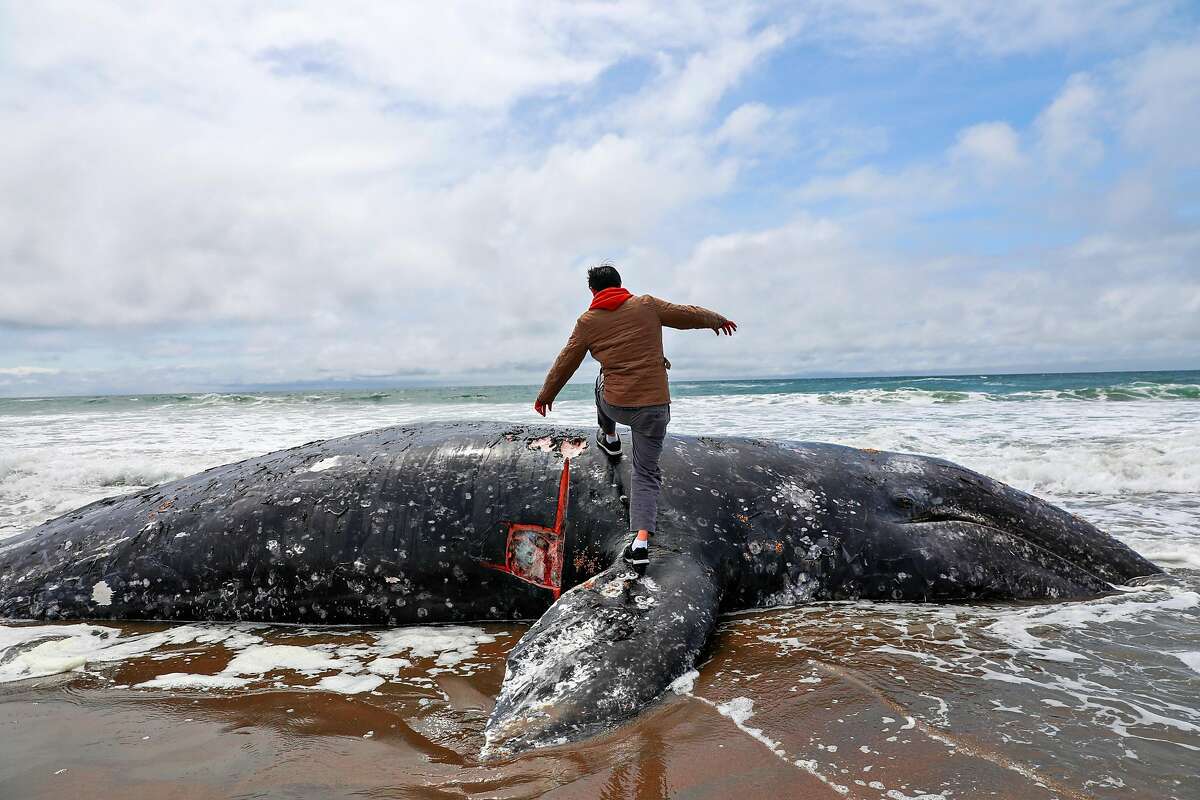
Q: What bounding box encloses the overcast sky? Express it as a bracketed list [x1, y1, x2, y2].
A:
[2, 1, 1199, 396]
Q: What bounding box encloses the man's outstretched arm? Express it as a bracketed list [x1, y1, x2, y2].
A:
[534, 322, 588, 415]
[646, 296, 736, 334]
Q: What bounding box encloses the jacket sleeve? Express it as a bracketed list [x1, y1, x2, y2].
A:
[536, 321, 589, 404]
[646, 295, 727, 330]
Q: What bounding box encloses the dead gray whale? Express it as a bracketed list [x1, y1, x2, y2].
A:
[0, 421, 1161, 754]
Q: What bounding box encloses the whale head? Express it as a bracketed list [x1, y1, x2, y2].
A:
[819, 448, 1163, 598]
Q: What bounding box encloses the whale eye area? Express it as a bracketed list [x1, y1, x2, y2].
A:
[893, 495, 916, 510]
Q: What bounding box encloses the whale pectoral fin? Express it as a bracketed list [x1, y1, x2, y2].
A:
[483, 548, 719, 757]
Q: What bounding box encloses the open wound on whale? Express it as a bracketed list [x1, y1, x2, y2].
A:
[480, 458, 571, 599]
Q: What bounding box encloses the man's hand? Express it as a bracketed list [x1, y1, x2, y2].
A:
[534, 399, 552, 416]
[714, 319, 738, 336]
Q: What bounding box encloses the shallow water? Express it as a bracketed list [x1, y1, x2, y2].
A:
[2, 372, 1198, 798]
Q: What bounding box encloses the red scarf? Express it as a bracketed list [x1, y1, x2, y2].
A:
[589, 287, 633, 311]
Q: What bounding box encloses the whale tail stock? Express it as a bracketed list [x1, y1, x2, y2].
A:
[483, 546, 720, 757]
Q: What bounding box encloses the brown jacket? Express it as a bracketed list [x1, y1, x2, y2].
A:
[536, 295, 727, 408]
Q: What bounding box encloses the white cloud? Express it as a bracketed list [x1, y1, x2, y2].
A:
[1119, 40, 1200, 167]
[623, 24, 789, 130]
[663, 218, 1200, 376]
[1035, 73, 1105, 169]
[0, 2, 767, 336]
[0, 3, 1196, 395]
[793, 164, 960, 210]
[715, 103, 776, 146]
[950, 122, 1025, 173]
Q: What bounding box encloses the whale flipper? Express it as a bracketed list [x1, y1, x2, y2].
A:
[483, 548, 719, 756]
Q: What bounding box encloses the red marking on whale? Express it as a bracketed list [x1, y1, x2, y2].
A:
[482, 459, 570, 599]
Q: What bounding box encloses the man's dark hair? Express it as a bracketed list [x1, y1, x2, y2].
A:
[587, 263, 622, 292]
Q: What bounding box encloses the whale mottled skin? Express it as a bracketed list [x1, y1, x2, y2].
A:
[0, 421, 1161, 754]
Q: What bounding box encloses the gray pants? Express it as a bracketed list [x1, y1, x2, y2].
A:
[595, 375, 670, 533]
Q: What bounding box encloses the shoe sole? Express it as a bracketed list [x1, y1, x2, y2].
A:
[595, 433, 622, 458]
[622, 551, 648, 577]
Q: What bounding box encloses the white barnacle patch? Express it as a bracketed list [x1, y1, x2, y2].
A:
[598, 577, 626, 599]
[308, 456, 342, 472]
[91, 580, 113, 606]
[266, 540, 281, 555]
[760, 572, 817, 608]
[882, 456, 924, 475]
[778, 482, 818, 510]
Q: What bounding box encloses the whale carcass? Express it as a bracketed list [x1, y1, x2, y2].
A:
[0, 422, 1161, 754]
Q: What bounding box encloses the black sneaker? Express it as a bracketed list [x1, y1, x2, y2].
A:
[622, 541, 649, 577]
[595, 429, 622, 458]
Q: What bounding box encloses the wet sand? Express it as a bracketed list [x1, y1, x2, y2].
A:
[5, 599, 1194, 799]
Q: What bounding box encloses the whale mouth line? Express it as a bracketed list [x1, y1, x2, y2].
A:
[901, 515, 1030, 550]
[903, 513, 1005, 533]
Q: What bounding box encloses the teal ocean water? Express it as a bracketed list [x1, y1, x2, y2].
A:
[3, 369, 1198, 413]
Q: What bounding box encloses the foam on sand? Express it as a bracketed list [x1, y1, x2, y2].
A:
[0, 621, 505, 697]
[0, 624, 264, 684]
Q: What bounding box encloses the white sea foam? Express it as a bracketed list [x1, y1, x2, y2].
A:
[223, 645, 348, 676]
[375, 626, 496, 669]
[0, 621, 502, 694]
[0, 624, 265, 683]
[136, 673, 249, 690]
[669, 669, 699, 694]
[744, 581, 1200, 762]
[316, 673, 385, 694]
[1174, 652, 1200, 675]
[984, 590, 1200, 659]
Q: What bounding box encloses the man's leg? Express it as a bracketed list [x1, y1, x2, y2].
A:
[623, 404, 669, 574]
[595, 375, 616, 435]
[594, 375, 622, 457]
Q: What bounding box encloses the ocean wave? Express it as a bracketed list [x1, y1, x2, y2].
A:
[0, 451, 203, 539]
[685, 384, 1199, 407]
[966, 441, 1200, 497]
[1004, 383, 1200, 402]
[817, 388, 987, 405]
[820, 383, 1199, 404]
[190, 392, 276, 406]
[2, 377, 1199, 415]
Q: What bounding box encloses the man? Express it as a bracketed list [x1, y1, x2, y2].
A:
[533, 264, 736, 576]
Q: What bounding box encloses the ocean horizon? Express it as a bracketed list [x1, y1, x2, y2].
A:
[4, 367, 1199, 408]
